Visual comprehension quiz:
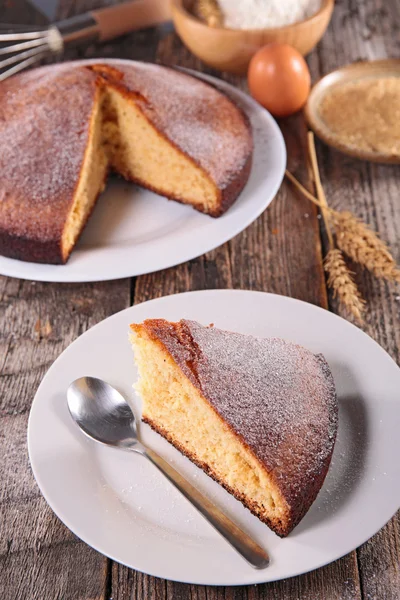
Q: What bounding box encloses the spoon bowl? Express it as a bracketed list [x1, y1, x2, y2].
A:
[67, 377, 139, 449]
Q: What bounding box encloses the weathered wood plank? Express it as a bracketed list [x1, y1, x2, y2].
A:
[229, 113, 328, 304]
[111, 556, 362, 600]
[0, 279, 130, 416]
[1, 543, 109, 600]
[0, 0, 132, 571]
[0, 281, 131, 600]
[308, 2, 400, 599]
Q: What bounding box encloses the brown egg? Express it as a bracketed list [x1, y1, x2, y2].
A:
[248, 43, 311, 118]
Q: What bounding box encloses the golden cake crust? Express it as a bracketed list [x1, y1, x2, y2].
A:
[0, 61, 253, 264]
[132, 319, 338, 536]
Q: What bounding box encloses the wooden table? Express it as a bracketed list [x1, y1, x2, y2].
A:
[1, 1, 399, 598]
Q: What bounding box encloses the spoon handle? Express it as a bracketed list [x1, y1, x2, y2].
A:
[142, 447, 270, 569]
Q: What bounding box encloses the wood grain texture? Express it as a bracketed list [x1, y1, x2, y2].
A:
[111, 556, 363, 600]
[0, 281, 130, 600]
[309, 2, 400, 599]
[0, 0, 399, 599]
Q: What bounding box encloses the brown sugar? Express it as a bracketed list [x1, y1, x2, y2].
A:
[318, 77, 400, 157]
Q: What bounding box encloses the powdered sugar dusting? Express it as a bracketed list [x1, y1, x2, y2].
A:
[0, 65, 97, 240]
[151, 319, 338, 510]
[0, 68, 95, 240]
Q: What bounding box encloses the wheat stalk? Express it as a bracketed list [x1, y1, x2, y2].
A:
[285, 133, 399, 321]
[305, 133, 366, 321]
[285, 149, 400, 283]
[324, 249, 366, 322]
[307, 132, 334, 248]
[332, 211, 400, 282]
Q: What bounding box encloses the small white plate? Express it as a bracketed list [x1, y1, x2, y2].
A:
[28, 290, 400, 585]
[0, 63, 286, 282]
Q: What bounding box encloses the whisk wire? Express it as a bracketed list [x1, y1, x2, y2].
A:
[0, 22, 65, 82]
[0, 50, 49, 82]
[0, 30, 48, 41]
[0, 37, 50, 55]
[0, 11, 105, 82]
[0, 44, 49, 72]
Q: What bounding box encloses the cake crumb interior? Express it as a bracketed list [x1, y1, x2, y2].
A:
[103, 87, 218, 212]
[61, 90, 108, 260]
[62, 76, 220, 260]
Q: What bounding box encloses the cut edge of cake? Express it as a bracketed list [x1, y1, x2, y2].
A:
[61, 84, 109, 263]
[93, 65, 226, 217]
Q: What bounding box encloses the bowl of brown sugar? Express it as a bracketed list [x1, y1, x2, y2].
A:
[305, 59, 400, 163]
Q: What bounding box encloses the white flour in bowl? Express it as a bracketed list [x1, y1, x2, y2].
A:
[218, 0, 322, 29]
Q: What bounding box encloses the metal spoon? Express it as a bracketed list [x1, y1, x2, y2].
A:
[67, 376, 270, 569]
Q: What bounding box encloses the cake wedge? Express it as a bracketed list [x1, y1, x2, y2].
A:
[130, 319, 338, 537]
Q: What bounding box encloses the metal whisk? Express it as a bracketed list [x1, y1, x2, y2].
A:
[0, 0, 171, 82]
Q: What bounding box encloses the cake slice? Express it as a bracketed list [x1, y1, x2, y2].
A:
[94, 63, 252, 218]
[130, 319, 338, 537]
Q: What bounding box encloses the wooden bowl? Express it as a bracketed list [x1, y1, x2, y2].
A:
[171, 0, 334, 75]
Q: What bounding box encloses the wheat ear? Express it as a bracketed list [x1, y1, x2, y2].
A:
[307, 133, 365, 321]
[332, 211, 400, 282]
[285, 159, 400, 283]
[324, 249, 366, 322]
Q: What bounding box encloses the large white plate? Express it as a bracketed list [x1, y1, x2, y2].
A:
[28, 290, 400, 585]
[0, 63, 286, 282]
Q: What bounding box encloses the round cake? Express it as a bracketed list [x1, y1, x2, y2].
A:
[0, 61, 253, 264]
